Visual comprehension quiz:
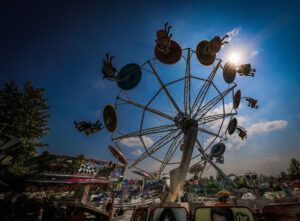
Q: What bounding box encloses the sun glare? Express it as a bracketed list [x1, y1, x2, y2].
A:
[228, 52, 241, 64]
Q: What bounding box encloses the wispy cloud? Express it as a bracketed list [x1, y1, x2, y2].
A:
[257, 156, 282, 165]
[247, 120, 288, 136]
[205, 102, 244, 131]
[226, 134, 246, 150]
[132, 149, 142, 156]
[225, 120, 288, 150]
[208, 102, 235, 116]
[120, 136, 154, 147]
[203, 127, 246, 151]
[203, 103, 246, 150]
[203, 103, 288, 150]
[226, 27, 241, 42]
[251, 50, 259, 56]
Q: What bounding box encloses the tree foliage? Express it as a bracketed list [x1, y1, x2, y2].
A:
[237, 176, 247, 188]
[280, 171, 288, 180]
[287, 158, 300, 181]
[0, 82, 50, 187]
[206, 180, 221, 189]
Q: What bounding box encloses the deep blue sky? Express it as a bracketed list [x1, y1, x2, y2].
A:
[1, 0, 299, 177]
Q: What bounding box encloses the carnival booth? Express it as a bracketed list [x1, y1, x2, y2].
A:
[24, 151, 126, 219]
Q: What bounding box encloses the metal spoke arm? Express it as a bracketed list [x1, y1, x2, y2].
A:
[130, 130, 179, 168]
[147, 61, 183, 115]
[195, 139, 209, 159]
[195, 139, 226, 178]
[198, 127, 225, 139]
[198, 113, 237, 125]
[194, 85, 236, 120]
[158, 135, 183, 176]
[117, 96, 174, 121]
[112, 124, 176, 142]
[184, 49, 191, 115]
[192, 60, 222, 113]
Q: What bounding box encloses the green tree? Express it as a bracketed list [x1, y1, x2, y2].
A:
[206, 180, 221, 189]
[0, 82, 50, 187]
[258, 174, 266, 184]
[238, 176, 247, 188]
[287, 158, 300, 181]
[280, 171, 288, 180]
[198, 177, 209, 183]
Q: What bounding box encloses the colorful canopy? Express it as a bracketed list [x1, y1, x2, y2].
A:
[291, 180, 300, 186]
[128, 179, 138, 185]
[25, 153, 126, 178]
[132, 170, 152, 179]
[217, 190, 230, 196]
[27, 177, 110, 184]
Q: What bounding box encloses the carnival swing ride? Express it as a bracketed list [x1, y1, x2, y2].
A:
[76, 22, 259, 203]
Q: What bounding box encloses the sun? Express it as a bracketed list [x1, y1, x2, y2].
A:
[228, 52, 241, 65]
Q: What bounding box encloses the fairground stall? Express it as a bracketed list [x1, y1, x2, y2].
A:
[23, 151, 126, 219]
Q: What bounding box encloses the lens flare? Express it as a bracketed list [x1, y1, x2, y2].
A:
[228, 52, 240, 64]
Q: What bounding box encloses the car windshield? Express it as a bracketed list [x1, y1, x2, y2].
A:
[152, 207, 187, 221]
